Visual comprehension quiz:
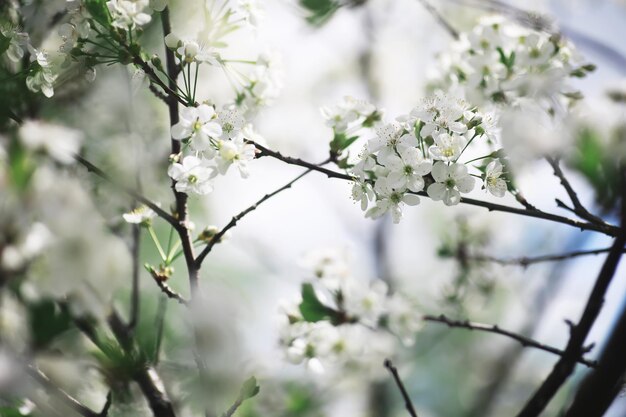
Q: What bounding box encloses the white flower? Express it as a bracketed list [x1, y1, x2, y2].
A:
[427, 161, 475, 206]
[25, 50, 57, 98]
[176, 39, 219, 65]
[106, 0, 152, 29]
[484, 159, 507, 197]
[217, 108, 246, 139]
[149, 0, 167, 11]
[351, 181, 375, 211]
[429, 132, 465, 162]
[386, 294, 422, 346]
[320, 96, 377, 133]
[300, 248, 351, 291]
[366, 182, 421, 224]
[380, 147, 432, 192]
[214, 136, 256, 178]
[171, 104, 223, 153]
[19, 120, 83, 164]
[237, 0, 264, 28]
[1, 27, 30, 63]
[167, 155, 214, 195]
[343, 280, 388, 327]
[122, 205, 157, 225]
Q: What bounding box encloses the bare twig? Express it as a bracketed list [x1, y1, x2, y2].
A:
[384, 359, 419, 417]
[26, 365, 105, 417]
[415, 0, 459, 39]
[152, 278, 189, 306]
[451, 246, 626, 268]
[195, 168, 315, 266]
[128, 221, 141, 332]
[154, 296, 168, 365]
[74, 154, 180, 230]
[423, 314, 597, 368]
[547, 157, 606, 225]
[515, 221, 626, 416]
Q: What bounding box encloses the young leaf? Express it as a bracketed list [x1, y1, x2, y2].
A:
[298, 283, 335, 322]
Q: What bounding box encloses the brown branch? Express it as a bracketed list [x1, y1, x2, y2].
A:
[423, 314, 597, 368]
[384, 359, 419, 417]
[453, 246, 626, 268]
[128, 221, 141, 332]
[107, 310, 178, 417]
[74, 154, 180, 231]
[249, 141, 620, 237]
[547, 157, 606, 225]
[152, 277, 189, 306]
[515, 221, 626, 416]
[195, 168, 315, 267]
[26, 365, 105, 417]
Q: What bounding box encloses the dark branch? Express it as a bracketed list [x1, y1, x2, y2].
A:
[26, 365, 104, 417]
[74, 154, 180, 231]
[195, 168, 315, 266]
[515, 222, 626, 416]
[152, 277, 189, 305]
[384, 359, 419, 417]
[249, 141, 620, 237]
[423, 314, 597, 368]
[452, 246, 626, 268]
[547, 157, 605, 225]
[128, 221, 141, 332]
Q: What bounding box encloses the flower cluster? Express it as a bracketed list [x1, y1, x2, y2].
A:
[430, 15, 593, 112]
[348, 95, 501, 223]
[106, 0, 152, 30]
[167, 104, 258, 194]
[279, 249, 421, 375]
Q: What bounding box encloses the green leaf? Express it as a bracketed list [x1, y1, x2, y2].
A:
[84, 0, 112, 27]
[29, 300, 73, 350]
[329, 132, 359, 153]
[299, 0, 341, 26]
[7, 138, 35, 191]
[298, 283, 335, 323]
[240, 376, 260, 400]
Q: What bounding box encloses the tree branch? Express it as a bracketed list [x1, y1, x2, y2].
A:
[423, 314, 597, 368]
[546, 157, 606, 225]
[384, 359, 419, 417]
[449, 246, 626, 268]
[515, 220, 626, 417]
[152, 277, 190, 306]
[26, 365, 106, 417]
[195, 168, 315, 267]
[249, 141, 621, 237]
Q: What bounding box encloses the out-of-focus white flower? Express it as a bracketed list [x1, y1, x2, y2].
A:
[427, 161, 475, 206]
[320, 96, 378, 133]
[1, 27, 30, 63]
[237, 0, 264, 28]
[343, 280, 388, 326]
[168, 155, 214, 195]
[107, 0, 152, 29]
[171, 104, 222, 154]
[176, 39, 219, 65]
[0, 293, 30, 350]
[300, 248, 351, 291]
[26, 50, 57, 98]
[19, 120, 83, 164]
[122, 205, 157, 225]
[149, 0, 167, 11]
[484, 159, 507, 197]
[387, 294, 422, 346]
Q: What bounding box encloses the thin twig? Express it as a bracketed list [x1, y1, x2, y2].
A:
[515, 216, 626, 417]
[153, 278, 189, 305]
[249, 141, 621, 237]
[128, 221, 141, 332]
[415, 0, 459, 39]
[423, 314, 597, 368]
[195, 168, 314, 266]
[74, 154, 180, 230]
[546, 157, 606, 225]
[154, 296, 168, 365]
[384, 359, 419, 417]
[26, 365, 104, 417]
[452, 246, 626, 268]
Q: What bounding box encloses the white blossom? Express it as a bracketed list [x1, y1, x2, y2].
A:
[215, 136, 256, 178]
[19, 120, 83, 164]
[484, 159, 507, 197]
[122, 205, 157, 225]
[171, 104, 223, 154]
[25, 50, 57, 98]
[167, 155, 214, 195]
[1, 27, 30, 63]
[427, 161, 475, 206]
[107, 0, 152, 29]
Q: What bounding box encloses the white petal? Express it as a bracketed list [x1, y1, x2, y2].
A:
[197, 104, 216, 122]
[427, 183, 446, 201]
[402, 194, 420, 206]
[443, 189, 461, 206]
[488, 179, 507, 197]
[171, 123, 190, 140]
[449, 163, 468, 180]
[431, 161, 448, 182]
[456, 175, 475, 193]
